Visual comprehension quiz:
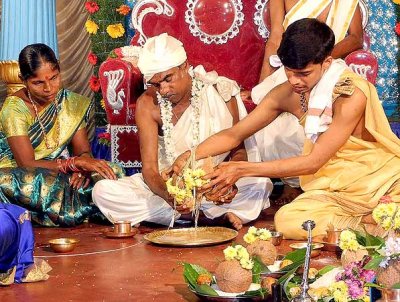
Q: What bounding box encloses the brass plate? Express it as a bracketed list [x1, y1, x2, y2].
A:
[144, 227, 238, 247]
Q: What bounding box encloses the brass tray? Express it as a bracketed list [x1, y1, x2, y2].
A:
[144, 227, 238, 247]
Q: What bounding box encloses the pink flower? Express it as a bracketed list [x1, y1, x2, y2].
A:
[85, 1, 99, 14]
[87, 52, 98, 65]
[89, 75, 101, 92]
[379, 195, 393, 204]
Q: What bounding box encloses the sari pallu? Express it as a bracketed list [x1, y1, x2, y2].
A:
[0, 89, 124, 226]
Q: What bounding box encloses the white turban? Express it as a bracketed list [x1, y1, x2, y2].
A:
[137, 33, 187, 81]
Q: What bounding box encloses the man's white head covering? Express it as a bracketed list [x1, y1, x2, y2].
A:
[137, 33, 187, 82]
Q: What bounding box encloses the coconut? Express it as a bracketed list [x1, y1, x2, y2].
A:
[214, 260, 252, 293]
[247, 240, 277, 265]
[376, 259, 400, 288]
[340, 249, 368, 267]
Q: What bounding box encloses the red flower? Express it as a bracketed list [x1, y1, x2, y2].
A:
[89, 75, 101, 92]
[114, 47, 123, 58]
[395, 22, 400, 36]
[379, 195, 393, 204]
[98, 132, 111, 141]
[87, 52, 98, 65]
[85, 1, 99, 14]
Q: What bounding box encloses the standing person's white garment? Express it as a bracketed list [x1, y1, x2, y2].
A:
[92, 66, 272, 226]
[251, 0, 360, 187]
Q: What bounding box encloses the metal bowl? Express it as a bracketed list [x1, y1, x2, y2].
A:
[270, 231, 283, 246]
[289, 242, 324, 258]
[49, 238, 79, 253]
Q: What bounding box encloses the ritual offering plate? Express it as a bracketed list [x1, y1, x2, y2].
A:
[189, 283, 268, 302]
[144, 227, 238, 247]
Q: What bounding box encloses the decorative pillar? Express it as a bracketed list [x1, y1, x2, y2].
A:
[0, 0, 58, 95]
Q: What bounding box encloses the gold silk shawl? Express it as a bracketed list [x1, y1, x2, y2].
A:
[283, 0, 359, 44]
[299, 71, 400, 215]
[0, 90, 91, 168]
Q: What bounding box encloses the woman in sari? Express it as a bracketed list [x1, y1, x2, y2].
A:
[0, 43, 124, 226]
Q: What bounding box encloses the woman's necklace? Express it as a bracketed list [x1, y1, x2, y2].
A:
[27, 90, 60, 150]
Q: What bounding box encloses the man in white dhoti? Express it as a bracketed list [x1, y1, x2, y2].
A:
[92, 33, 272, 230]
[251, 0, 363, 199]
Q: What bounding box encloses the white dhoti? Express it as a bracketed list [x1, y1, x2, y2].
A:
[93, 65, 272, 226]
[251, 67, 304, 187]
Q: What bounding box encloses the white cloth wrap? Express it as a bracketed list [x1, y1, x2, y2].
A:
[305, 59, 349, 142]
[137, 33, 187, 81]
[92, 65, 272, 226]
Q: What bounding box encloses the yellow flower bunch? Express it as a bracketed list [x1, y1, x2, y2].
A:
[339, 230, 361, 251]
[106, 23, 125, 39]
[85, 19, 99, 34]
[223, 245, 254, 270]
[166, 168, 209, 205]
[330, 281, 349, 302]
[243, 226, 272, 244]
[394, 0, 400, 5]
[372, 202, 400, 231]
[308, 287, 330, 301]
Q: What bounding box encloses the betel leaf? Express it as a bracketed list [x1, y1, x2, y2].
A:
[252, 257, 266, 283]
[364, 232, 385, 248]
[195, 284, 219, 296]
[363, 256, 385, 269]
[283, 248, 306, 262]
[183, 263, 201, 288]
[318, 265, 336, 276]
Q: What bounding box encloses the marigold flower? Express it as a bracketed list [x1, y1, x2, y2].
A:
[85, 19, 99, 34]
[106, 23, 125, 39]
[395, 23, 400, 36]
[116, 4, 131, 16]
[89, 75, 100, 92]
[87, 52, 98, 65]
[393, 0, 400, 5]
[85, 1, 100, 14]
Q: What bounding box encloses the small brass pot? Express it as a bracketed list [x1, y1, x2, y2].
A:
[49, 238, 79, 253]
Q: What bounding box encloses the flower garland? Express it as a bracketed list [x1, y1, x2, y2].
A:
[158, 73, 205, 165]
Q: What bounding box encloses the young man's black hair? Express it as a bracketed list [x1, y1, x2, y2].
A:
[277, 18, 335, 69]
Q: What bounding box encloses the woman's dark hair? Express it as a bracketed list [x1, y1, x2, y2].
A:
[277, 18, 335, 69]
[18, 43, 60, 81]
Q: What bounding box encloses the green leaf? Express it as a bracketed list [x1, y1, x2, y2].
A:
[363, 256, 385, 269]
[252, 257, 264, 283]
[239, 288, 268, 298]
[195, 284, 219, 296]
[364, 232, 385, 247]
[392, 283, 400, 289]
[365, 282, 384, 289]
[182, 263, 204, 288]
[318, 265, 336, 276]
[283, 248, 306, 262]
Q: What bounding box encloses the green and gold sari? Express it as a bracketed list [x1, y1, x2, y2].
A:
[0, 89, 124, 226]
